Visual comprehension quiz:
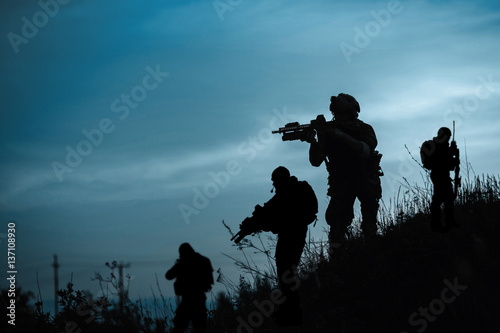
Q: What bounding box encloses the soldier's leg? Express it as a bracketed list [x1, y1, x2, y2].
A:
[275, 232, 307, 318]
[443, 180, 457, 229]
[275, 233, 306, 293]
[172, 301, 190, 333]
[359, 197, 379, 237]
[358, 176, 382, 238]
[430, 195, 442, 230]
[191, 298, 208, 333]
[326, 183, 356, 246]
[430, 176, 446, 231]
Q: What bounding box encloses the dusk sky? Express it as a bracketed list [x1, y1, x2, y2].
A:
[1, 0, 500, 305]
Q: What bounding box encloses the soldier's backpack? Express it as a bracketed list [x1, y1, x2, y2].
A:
[260, 179, 318, 232]
[295, 180, 318, 225]
[420, 140, 436, 170]
[198, 255, 214, 292]
[173, 254, 214, 296]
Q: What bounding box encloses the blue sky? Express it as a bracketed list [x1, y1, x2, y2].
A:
[1, 0, 500, 305]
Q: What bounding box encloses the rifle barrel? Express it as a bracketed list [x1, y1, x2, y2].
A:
[272, 124, 311, 134]
[452, 120, 455, 142]
[272, 117, 335, 136]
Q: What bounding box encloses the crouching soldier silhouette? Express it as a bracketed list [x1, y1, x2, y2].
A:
[166, 243, 214, 333]
[306, 93, 383, 249]
[232, 166, 318, 326]
[420, 127, 460, 232]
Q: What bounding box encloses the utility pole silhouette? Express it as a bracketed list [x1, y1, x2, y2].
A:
[117, 261, 131, 314]
[52, 254, 60, 315]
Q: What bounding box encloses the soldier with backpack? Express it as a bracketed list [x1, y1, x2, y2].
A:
[420, 127, 460, 232]
[232, 166, 318, 326]
[166, 243, 214, 333]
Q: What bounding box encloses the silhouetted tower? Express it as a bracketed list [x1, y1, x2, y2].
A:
[52, 254, 60, 315]
[117, 261, 131, 313]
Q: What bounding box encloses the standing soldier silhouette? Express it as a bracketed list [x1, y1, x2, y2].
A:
[420, 127, 460, 232]
[307, 93, 383, 249]
[166, 243, 214, 333]
[232, 166, 318, 326]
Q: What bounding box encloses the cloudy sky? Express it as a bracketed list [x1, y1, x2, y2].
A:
[1, 0, 500, 305]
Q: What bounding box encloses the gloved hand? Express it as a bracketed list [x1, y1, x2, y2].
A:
[450, 141, 458, 152]
[300, 128, 317, 143]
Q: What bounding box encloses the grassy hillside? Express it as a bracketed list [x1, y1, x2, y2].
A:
[218, 174, 500, 333]
[294, 203, 500, 333]
[2, 174, 498, 332]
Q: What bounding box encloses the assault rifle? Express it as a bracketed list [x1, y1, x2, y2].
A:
[452, 121, 461, 198]
[231, 206, 265, 244]
[230, 217, 252, 244]
[272, 114, 334, 141]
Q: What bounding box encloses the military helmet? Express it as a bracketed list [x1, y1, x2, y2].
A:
[271, 166, 290, 183]
[330, 93, 360, 118]
[437, 127, 452, 141]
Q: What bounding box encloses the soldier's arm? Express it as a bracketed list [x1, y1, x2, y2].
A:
[165, 261, 180, 280]
[201, 257, 214, 292]
[309, 140, 326, 166]
[335, 129, 370, 159]
[448, 150, 459, 170]
[363, 124, 378, 150]
[450, 142, 460, 166]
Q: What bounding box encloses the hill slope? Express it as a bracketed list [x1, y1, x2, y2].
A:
[224, 178, 500, 333]
[295, 202, 500, 333]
